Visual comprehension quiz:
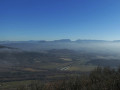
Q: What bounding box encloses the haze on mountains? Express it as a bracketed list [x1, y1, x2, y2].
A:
[1, 0, 120, 90]
[1, 39, 120, 54]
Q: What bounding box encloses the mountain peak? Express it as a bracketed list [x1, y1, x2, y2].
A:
[53, 39, 71, 42]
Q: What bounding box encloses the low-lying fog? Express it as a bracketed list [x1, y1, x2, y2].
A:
[1, 41, 120, 54]
[1, 40, 120, 68]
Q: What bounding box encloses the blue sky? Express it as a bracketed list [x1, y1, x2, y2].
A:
[0, 0, 120, 41]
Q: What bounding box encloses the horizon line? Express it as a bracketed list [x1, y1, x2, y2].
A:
[0, 39, 120, 42]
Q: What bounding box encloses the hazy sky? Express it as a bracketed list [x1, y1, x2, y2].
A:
[0, 0, 120, 41]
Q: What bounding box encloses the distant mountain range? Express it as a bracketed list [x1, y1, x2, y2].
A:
[0, 39, 117, 44]
[1, 39, 120, 53]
